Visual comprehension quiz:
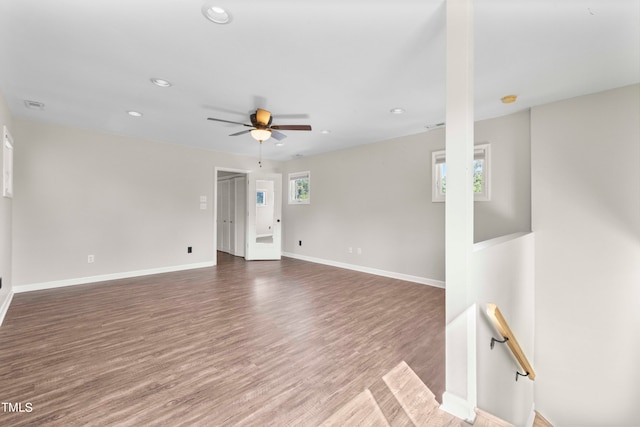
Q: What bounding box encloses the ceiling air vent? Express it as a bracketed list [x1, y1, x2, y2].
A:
[425, 122, 445, 131]
[24, 100, 45, 110]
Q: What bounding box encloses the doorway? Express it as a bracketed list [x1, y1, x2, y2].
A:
[214, 168, 283, 264]
[215, 168, 249, 264]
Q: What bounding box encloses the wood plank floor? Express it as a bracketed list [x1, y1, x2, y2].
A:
[0, 253, 445, 426]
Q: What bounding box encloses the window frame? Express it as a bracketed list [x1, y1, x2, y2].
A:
[3, 125, 13, 198]
[431, 143, 491, 203]
[288, 171, 311, 204]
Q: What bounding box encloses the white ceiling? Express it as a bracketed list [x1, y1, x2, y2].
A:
[0, 0, 638, 161]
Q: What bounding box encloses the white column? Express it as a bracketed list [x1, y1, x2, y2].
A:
[440, 0, 477, 422]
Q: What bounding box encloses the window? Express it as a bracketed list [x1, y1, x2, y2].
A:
[289, 171, 310, 204]
[432, 144, 490, 202]
[256, 190, 267, 206]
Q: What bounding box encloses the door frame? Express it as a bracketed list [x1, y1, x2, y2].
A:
[213, 166, 251, 266]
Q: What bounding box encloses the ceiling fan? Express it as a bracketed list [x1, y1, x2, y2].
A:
[207, 108, 312, 143]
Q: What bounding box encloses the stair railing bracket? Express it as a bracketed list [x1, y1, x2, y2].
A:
[490, 336, 509, 350]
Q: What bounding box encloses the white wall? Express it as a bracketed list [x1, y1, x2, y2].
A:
[282, 110, 531, 284]
[12, 119, 280, 289]
[474, 110, 531, 243]
[532, 84, 640, 425]
[283, 129, 447, 282]
[473, 232, 535, 426]
[9, 110, 530, 291]
[0, 88, 13, 324]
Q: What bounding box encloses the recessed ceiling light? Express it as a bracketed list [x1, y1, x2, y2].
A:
[24, 100, 45, 110]
[320, 129, 331, 134]
[150, 78, 172, 87]
[501, 95, 518, 104]
[202, 5, 231, 24]
[127, 111, 143, 117]
[390, 108, 405, 114]
[274, 141, 285, 147]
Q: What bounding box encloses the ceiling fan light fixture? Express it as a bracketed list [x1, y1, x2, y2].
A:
[202, 5, 231, 24]
[251, 128, 271, 142]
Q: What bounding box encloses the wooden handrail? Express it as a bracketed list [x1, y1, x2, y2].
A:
[486, 303, 536, 380]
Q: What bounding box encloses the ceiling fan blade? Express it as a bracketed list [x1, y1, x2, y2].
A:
[271, 130, 287, 141]
[207, 117, 253, 127]
[229, 129, 253, 136]
[271, 124, 312, 131]
[256, 108, 271, 126]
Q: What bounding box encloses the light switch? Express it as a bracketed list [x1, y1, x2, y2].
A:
[200, 203, 207, 210]
[200, 196, 207, 203]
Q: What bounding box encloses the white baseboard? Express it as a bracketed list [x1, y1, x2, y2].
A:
[440, 391, 476, 423]
[13, 262, 215, 294]
[281, 252, 445, 289]
[0, 291, 14, 326]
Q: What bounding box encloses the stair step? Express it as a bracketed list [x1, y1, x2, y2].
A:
[369, 376, 414, 426]
[319, 388, 389, 427]
[382, 360, 443, 426]
[423, 408, 462, 427]
[533, 411, 553, 427]
[321, 360, 516, 427]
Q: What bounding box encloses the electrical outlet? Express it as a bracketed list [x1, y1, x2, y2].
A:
[187, 246, 192, 254]
[348, 247, 353, 254]
[88, 255, 95, 263]
[357, 248, 362, 255]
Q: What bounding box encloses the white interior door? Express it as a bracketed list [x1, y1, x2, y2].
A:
[246, 172, 282, 260]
